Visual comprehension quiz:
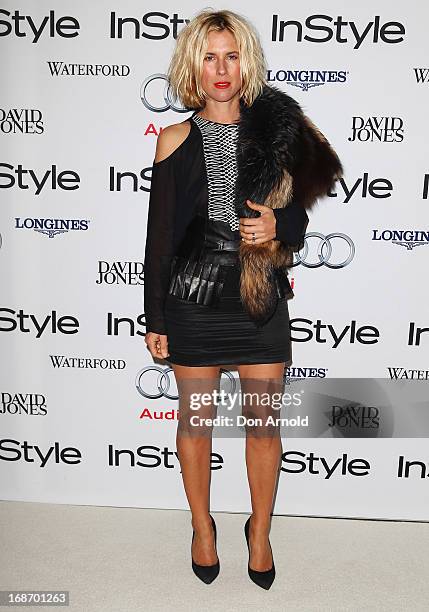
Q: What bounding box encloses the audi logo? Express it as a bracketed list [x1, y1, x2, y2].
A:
[140, 74, 189, 113]
[135, 366, 238, 400]
[292, 232, 355, 268]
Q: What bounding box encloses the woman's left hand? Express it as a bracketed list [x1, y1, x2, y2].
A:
[239, 200, 276, 245]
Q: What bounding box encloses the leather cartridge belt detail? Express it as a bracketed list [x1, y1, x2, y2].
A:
[167, 214, 293, 308]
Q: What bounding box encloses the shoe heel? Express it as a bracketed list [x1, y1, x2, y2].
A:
[191, 514, 220, 584]
[244, 516, 275, 590]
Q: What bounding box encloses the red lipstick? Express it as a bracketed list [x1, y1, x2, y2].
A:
[214, 82, 230, 89]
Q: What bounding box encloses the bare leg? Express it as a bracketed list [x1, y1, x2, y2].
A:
[238, 362, 285, 571]
[173, 363, 221, 565]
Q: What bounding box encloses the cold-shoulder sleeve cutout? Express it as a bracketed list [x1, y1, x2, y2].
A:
[152, 121, 192, 166]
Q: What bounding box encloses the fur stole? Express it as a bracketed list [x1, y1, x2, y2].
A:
[234, 84, 343, 325]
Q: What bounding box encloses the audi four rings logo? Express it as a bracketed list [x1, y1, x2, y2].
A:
[140, 74, 188, 113]
[135, 366, 238, 400]
[293, 232, 355, 268]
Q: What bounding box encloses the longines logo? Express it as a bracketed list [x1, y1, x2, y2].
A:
[0, 10, 79, 43]
[271, 15, 405, 48]
[372, 229, 429, 251]
[50, 355, 126, 369]
[0, 108, 44, 134]
[388, 368, 429, 380]
[47, 62, 130, 77]
[1, 393, 47, 415]
[109, 11, 189, 39]
[0, 164, 79, 194]
[96, 261, 144, 285]
[284, 366, 328, 384]
[413, 68, 429, 84]
[290, 318, 380, 348]
[0, 308, 79, 337]
[15, 217, 90, 238]
[0, 439, 81, 466]
[349, 116, 404, 142]
[267, 69, 348, 91]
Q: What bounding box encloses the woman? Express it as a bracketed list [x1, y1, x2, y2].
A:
[144, 9, 343, 589]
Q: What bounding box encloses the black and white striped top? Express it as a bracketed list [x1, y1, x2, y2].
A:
[191, 112, 240, 231]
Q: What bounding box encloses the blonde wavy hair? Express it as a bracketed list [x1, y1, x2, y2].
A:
[167, 8, 267, 109]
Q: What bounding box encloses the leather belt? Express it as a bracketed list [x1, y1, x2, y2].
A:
[202, 238, 241, 251]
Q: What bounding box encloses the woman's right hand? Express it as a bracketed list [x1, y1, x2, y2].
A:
[145, 331, 170, 359]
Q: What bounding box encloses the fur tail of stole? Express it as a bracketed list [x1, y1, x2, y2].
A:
[239, 239, 292, 327]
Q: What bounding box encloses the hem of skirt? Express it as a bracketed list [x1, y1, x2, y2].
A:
[166, 354, 291, 367]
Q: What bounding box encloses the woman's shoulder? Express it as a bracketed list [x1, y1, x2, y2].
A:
[153, 119, 193, 165]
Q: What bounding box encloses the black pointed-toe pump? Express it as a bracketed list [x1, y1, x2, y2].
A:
[191, 514, 220, 584]
[244, 516, 276, 590]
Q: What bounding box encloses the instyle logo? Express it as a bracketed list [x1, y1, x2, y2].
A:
[0, 109, 44, 134]
[49, 355, 126, 369]
[108, 444, 223, 470]
[0, 308, 79, 337]
[349, 116, 404, 142]
[0, 10, 79, 43]
[372, 229, 429, 250]
[271, 14, 405, 49]
[109, 166, 152, 192]
[397, 456, 429, 478]
[290, 318, 380, 348]
[336, 173, 393, 203]
[15, 217, 89, 238]
[408, 323, 429, 347]
[47, 62, 130, 77]
[1, 393, 47, 415]
[0, 439, 81, 466]
[0, 164, 80, 194]
[109, 11, 189, 39]
[96, 261, 144, 285]
[281, 451, 371, 478]
[267, 68, 348, 91]
[107, 312, 147, 337]
[388, 368, 429, 380]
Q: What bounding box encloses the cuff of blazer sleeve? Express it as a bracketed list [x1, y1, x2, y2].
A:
[144, 317, 167, 336]
[273, 205, 308, 248]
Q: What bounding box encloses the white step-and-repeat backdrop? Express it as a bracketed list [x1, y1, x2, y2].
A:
[1, 1, 428, 521]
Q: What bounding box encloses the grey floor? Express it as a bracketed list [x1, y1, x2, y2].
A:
[1, 501, 428, 612]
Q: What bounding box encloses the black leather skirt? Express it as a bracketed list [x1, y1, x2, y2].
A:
[165, 214, 292, 367]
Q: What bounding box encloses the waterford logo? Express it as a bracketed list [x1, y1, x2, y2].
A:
[15, 217, 90, 238]
[372, 229, 429, 251]
[413, 68, 429, 83]
[267, 68, 348, 91]
[47, 62, 130, 77]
